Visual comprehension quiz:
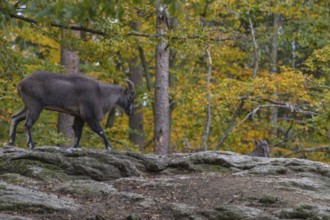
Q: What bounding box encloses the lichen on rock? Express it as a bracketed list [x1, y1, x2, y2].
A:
[0, 146, 329, 219]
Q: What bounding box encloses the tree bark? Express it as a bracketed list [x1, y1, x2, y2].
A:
[154, 3, 170, 155]
[128, 56, 145, 149]
[248, 15, 259, 79]
[138, 46, 152, 92]
[126, 21, 146, 150]
[57, 30, 80, 145]
[270, 14, 280, 138]
[203, 47, 212, 150]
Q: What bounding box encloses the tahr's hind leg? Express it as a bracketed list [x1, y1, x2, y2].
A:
[86, 119, 113, 150]
[24, 107, 42, 149]
[72, 116, 85, 148]
[9, 108, 27, 146]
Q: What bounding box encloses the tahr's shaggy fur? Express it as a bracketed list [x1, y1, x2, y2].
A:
[9, 72, 135, 149]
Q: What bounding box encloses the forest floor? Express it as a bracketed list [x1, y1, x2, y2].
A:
[11, 171, 327, 220]
[1, 147, 329, 220]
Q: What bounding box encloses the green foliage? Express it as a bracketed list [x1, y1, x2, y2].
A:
[0, 0, 329, 163]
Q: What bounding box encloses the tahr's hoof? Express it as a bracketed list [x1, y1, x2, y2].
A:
[28, 143, 35, 149]
[105, 146, 113, 151]
[66, 148, 74, 154]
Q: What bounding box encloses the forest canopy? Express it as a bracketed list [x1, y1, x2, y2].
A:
[0, 0, 329, 163]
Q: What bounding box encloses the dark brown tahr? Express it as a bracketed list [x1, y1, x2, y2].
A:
[9, 71, 135, 150]
[247, 139, 270, 158]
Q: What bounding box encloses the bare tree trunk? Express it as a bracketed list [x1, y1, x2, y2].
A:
[270, 14, 279, 75]
[248, 15, 259, 79]
[168, 17, 178, 149]
[57, 30, 80, 145]
[291, 40, 296, 69]
[138, 46, 152, 91]
[270, 14, 280, 138]
[128, 56, 145, 150]
[203, 47, 212, 150]
[154, 3, 170, 155]
[126, 21, 145, 150]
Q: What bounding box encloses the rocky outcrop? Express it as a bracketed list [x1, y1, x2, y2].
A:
[0, 145, 329, 219]
[0, 181, 79, 212]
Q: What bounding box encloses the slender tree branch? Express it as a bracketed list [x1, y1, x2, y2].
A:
[127, 32, 230, 41]
[272, 131, 303, 147]
[142, 135, 156, 150]
[203, 46, 212, 150]
[251, 97, 318, 116]
[9, 13, 232, 41]
[127, 32, 163, 38]
[235, 102, 318, 130]
[284, 120, 294, 142]
[215, 99, 245, 150]
[214, 14, 259, 150]
[9, 13, 107, 36]
[284, 146, 330, 157]
[277, 120, 295, 148]
[248, 14, 259, 79]
[277, 117, 319, 130]
[138, 46, 152, 91]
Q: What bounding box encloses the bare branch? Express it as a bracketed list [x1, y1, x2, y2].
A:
[235, 102, 318, 129]
[138, 46, 152, 91]
[127, 32, 163, 38]
[272, 131, 303, 147]
[9, 13, 107, 36]
[251, 98, 318, 116]
[248, 15, 259, 79]
[9, 13, 231, 42]
[284, 146, 330, 157]
[215, 99, 245, 150]
[277, 117, 319, 130]
[127, 31, 230, 41]
[203, 46, 212, 150]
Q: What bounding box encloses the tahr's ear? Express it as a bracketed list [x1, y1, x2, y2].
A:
[254, 139, 261, 146]
[253, 139, 258, 146]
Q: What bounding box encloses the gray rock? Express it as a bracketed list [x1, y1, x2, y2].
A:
[165, 202, 204, 220]
[202, 205, 277, 220]
[0, 181, 79, 212]
[0, 214, 33, 220]
[56, 179, 117, 196]
[0, 173, 39, 185]
[277, 204, 330, 219]
[0, 147, 329, 219]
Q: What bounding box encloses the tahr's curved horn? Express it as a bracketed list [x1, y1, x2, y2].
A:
[124, 79, 135, 96]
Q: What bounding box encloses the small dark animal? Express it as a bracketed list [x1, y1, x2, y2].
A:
[9, 71, 135, 150]
[247, 139, 270, 158]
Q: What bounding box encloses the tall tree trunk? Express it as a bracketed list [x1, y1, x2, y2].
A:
[291, 40, 296, 69]
[270, 14, 280, 138]
[168, 18, 178, 148]
[128, 56, 145, 149]
[57, 30, 80, 145]
[154, 3, 170, 155]
[203, 47, 212, 150]
[127, 21, 145, 150]
[138, 46, 152, 92]
[248, 15, 259, 79]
